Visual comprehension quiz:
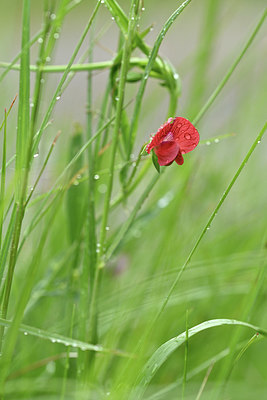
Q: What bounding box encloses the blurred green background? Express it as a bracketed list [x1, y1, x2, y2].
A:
[0, 0, 266, 399]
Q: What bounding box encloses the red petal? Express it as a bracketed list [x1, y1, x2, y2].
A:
[175, 150, 184, 165]
[154, 140, 179, 166]
[146, 118, 175, 154]
[172, 117, 199, 154]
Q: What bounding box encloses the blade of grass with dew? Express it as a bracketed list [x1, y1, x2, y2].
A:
[78, 24, 99, 381]
[0, 0, 31, 351]
[0, 317, 131, 357]
[85, 0, 141, 376]
[130, 319, 267, 399]
[18, 111, 119, 256]
[32, 0, 101, 157]
[24, 131, 61, 208]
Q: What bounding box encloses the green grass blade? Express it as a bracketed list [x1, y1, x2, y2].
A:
[0, 110, 7, 249]
[32, 0, 101, 156]
[131, 319, 267, 399]
[192, 7, 267, 125]
[0, 317, 130, 357]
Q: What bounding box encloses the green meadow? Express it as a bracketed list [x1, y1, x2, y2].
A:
[0, 0, 266, 398]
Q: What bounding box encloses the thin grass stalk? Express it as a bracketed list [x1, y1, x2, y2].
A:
[78, 25, 98, 381]
[32, 0, 101, 157]
[0, 110, 7, 250]
[182, 309, 189, 399]
[24, 132, 61, 207]
[192, 7, 267, 125]
[86, 0, 140, 372]
[0, 0, 31, 350]
[188, 0, 220, 119]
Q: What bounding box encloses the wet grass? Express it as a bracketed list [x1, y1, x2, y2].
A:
[0, 0, 266, 399]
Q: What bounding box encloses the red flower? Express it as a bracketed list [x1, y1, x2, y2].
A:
[146, 117, 199, 166]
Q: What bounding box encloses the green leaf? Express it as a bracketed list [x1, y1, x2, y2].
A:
[152, 150, 160, 174]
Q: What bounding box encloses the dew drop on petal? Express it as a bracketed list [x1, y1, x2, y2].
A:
[94, 174, 100, 180]
[206, 141, 211, 146]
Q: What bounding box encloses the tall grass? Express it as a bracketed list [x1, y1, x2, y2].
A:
[0, 0, 266, 399]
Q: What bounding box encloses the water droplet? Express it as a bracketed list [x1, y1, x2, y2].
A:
[115, 96, 119, 101]
[185, 133, 191, 140]
[111, 16, 115, 20]
[206, 141, 211, 146]
[56, 95, 61, 100]
[40, 78, 45, 84]
[105, 226, 110, 231]
[51, 339, 56, 343]
[130, 153, 135, 159]
[73, 180, 79, 186]
[96, 248, 100, 253]
[33, 152, 39, 158]
[97, 243, 101, 248]
[173, 73, 179, 80]
[131, 16, 134, 20]
[50, 13, 56, 20]
[214, 138, 219, 143]
[257, 140, 261, 144]
[100, 0, 104, 3]
[141, 7, 145, 11]
[46, 56, 51, 62]
[53, 33, 59, 39]
[30, 102, 34, 108]
[94, 174, 100, 180]
[150, 27, 154, 31]
[206, 226, 210, 230]
[24, 331, 28, 335]
[38, 37, 43, 44]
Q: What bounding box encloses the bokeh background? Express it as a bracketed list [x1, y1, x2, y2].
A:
[0, 0, 266, 398]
